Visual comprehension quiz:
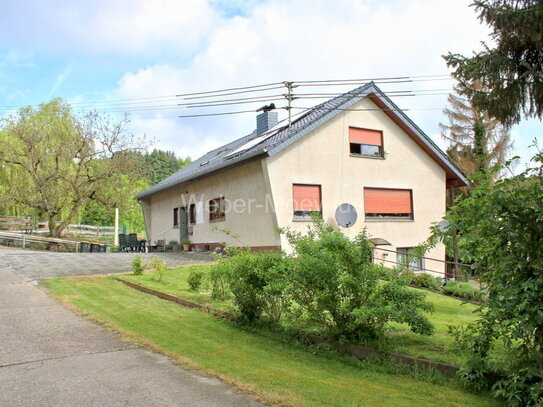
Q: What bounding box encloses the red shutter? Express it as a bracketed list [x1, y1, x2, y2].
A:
[364, 188, 412, 214]
[349, 128, 382, 145]
[293, 185, 321, 211]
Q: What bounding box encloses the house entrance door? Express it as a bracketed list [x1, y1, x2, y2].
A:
[179, 206, 188, 243]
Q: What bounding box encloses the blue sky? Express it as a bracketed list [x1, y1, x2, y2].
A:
[0, 0, 540, 169]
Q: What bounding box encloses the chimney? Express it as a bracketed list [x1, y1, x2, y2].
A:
[256, 104, 278, 135]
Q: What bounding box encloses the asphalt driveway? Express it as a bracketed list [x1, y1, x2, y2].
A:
[0, 247, 215, 280]
[0, 249, 262, 406]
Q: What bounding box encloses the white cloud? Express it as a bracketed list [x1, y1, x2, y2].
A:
[0, 0, 219, 55]
[114, 0, 492, 160]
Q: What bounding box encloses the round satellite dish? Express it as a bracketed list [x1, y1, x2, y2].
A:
[335, 203, 357, 228]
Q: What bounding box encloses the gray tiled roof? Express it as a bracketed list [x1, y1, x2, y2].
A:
[136, 82, 466, 200]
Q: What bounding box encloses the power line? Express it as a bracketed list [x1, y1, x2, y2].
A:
[181, 85, 285, 100]
[288, 106, 443, 112]
[175, 81, 283, 98]
[293, 74, 450, 84]
[0, 76, 454, 111]
[178, 94, 284, 107]
[295, 78, 453, 88]
[178, 109, 258, 118]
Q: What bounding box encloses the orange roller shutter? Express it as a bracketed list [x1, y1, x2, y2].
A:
[293, 184, 321, 211]
[349, 128, 382, 145]
[364, 188, 412, 214]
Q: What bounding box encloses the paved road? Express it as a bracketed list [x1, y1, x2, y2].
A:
[0, 247, 215, 280]
[0, 250, 263, 406]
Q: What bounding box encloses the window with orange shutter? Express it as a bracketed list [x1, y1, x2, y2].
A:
[349, 127, 384, 158]
[364, 188, 413, 219]
[292, 184, 322, 219]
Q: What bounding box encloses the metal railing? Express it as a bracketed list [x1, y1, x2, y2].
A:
[156, 226, 176, 252]
[0, 231, 80, 251]
[372, 246, 477, 281]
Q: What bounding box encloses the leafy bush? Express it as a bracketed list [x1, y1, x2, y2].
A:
[412, 273, 440, 290]
[150, 256, 167, 282]
[282, 220, 434, 340]
[187, 269, 205, 291]
[443, 281, 482, 302]
[131, 255, 145, 275]
[399, 269, 417, 284]
[209, 266, 230, 300]
[377, 265, 400, 281]
[434, 152, 543, 405]
[168, 240, 178, 245]
[216, 249, 291, 324]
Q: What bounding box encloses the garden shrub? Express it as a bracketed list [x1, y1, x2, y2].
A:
[412, 273, 440, 289]
[216, 249, 291, 324]
[398, 269, 416, 284]
[282, 220, 434, 341]
[187, 269, 205, 291]
[131, 255, 145, 275]
[150, 256, 167, 282]
[377, 265, 400, 281]
[443, 281, 482, 301]
[209, 266, 230, 300]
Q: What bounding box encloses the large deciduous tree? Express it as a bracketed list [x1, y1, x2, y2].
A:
[0, 99, 146, 237]
[443, 0, 543, 126]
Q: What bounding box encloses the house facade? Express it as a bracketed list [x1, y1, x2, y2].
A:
[137, 83, 467, 275]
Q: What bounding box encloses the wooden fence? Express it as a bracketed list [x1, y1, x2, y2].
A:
[36, 223, 115, 237]
[0, 216, 33, 233]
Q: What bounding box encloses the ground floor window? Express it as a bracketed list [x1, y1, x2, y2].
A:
[189, 203, 196, 225]
[397, 247, 423, 271]
[173, 207, 179, 227]
[209, 197, 225, 222]
[364, 188, 413, 219]
[292, 184, 322, 219]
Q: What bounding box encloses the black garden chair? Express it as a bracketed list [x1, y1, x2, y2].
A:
[118, 233, 129, 252]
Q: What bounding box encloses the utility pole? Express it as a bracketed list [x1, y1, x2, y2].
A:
[283, 81, 296, 127]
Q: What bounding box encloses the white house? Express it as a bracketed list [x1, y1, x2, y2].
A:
[137, 82, 467, 274]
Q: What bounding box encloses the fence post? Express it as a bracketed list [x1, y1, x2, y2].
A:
[22, 235, 26, 248]
[114, 208, 119, 247]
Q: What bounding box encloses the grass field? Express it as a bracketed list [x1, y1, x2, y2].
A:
[123, 264, 480, 366]
[42, 274, 499, 407]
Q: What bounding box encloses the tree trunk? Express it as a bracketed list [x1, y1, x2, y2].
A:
[473, 120, 489, 179]
[48, 215, 60, 238]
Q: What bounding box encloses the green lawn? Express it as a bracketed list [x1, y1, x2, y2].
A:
[122, 264, 235, 312]
[123, 264, 480, 366]
[386, 289, 479, 365]
[42, 275, 499, 407]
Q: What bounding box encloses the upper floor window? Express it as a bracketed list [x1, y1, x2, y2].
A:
[364, 188, 413, 220]
[209, 197, 225, 222]
[349, 127, 384, 158]
[293, 184, 321, 219]
[173, 207, 179, 227]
